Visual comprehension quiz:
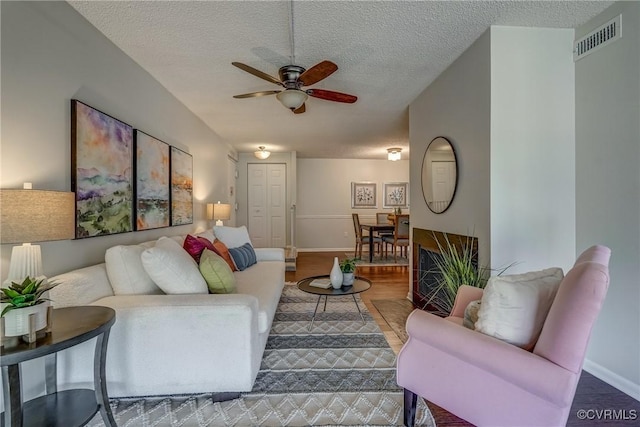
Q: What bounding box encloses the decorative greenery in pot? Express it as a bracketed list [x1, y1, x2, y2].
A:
[421, 233, 512, 317]
[1, 277, 58, 317]
[340, 258, 357, 286]
[339, 258, 357, 274]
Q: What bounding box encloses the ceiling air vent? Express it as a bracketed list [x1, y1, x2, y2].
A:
[574, 14, 622, 61]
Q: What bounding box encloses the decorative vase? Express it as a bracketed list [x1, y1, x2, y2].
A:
[330, 257, 343, 289]
[1, 302, 49, 337]
[342, 272, 355, 287]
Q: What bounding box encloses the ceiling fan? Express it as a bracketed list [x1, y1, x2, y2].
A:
[231, 60, 357, 114]
[231, 1, 357, 114]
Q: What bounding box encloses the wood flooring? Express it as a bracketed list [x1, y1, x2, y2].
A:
[286, 251, 640, 427]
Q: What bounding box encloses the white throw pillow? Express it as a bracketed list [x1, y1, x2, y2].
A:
[105, 245, 162, 295]
[475, 267, 564, 350]
[213, 225, 252, 249]
[141, 237, 208, 294]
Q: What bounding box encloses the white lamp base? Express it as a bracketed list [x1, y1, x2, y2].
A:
[5, 243, 44, 285]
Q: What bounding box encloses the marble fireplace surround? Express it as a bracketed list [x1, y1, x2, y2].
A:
[412, 228, 478, 309]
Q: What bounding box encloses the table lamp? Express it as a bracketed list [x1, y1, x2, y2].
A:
[1, 184, 75, 285]
[206, 201, 231, 226]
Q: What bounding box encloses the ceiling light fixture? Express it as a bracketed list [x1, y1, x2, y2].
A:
[254, 146, 271, 160]
[387, 147, 402, 161]
[276, 89, 308, 110]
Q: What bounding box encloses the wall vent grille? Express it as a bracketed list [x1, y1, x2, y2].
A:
[574, 15, 622, 61]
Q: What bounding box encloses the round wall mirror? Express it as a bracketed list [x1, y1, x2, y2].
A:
[421, 136, 458, 214]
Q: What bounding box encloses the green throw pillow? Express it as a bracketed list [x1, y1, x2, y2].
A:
[199, 249, 236, 294]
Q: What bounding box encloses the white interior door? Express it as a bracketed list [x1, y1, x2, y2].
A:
[431, 161, 456, 206]
[247, 163, 287, 247]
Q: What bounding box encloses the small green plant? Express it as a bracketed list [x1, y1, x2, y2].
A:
[422, 232, 513, 317]
[339, 258, 357, 273]
[0, 277, 58, 317]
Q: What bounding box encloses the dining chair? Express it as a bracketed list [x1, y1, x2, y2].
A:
[352, 213, 381, 260]
[376, 212, 394, 239]
[382, 214, 409, 262]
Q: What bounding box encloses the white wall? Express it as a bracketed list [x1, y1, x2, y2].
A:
[296, 158, 409, 250]
[0, 2, 231, 281]
[575, 1, 640, 400]
[409, 30, 492, 265]
[490, 27, 576, 273]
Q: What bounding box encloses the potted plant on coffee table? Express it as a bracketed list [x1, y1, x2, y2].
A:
[1, 277, 57, 340]
[339, 258, 357, 287]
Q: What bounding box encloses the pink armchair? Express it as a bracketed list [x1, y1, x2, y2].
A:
[397, 245, 611, 427]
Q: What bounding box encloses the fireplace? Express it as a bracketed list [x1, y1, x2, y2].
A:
[412, 228, 478, 310]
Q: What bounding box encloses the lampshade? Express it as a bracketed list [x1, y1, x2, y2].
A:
[254, 146, 271, 160]
[1, 188, 75, 283]
[276, 89, 308, 110]
[387, 147, 402, 161]
[1, 189, 75, 244]
[206, 201, 231, 226]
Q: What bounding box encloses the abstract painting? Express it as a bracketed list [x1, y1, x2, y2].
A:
[170, 146, 193, 225]
[351, 182, 377, 208]
[383, 182, 409, 208]
[71, 100, 133, 238]
[134, 130, 170, 230]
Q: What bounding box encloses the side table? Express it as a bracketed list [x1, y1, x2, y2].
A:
[1, 306, 116, 427]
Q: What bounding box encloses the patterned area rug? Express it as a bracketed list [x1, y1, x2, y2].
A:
[89, 284, 434, 426]
[345, 252, 409, 267]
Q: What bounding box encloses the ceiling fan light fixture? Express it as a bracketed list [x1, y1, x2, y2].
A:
[276, 89, 308, 110]
[254, 146, 271, 160]
[387, 147, 402, 161]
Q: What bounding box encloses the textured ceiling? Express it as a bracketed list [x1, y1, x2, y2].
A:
[69, 1, 612, 159]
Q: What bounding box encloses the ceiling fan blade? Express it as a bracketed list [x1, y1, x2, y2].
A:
[293, 103, 306, 114]
[232, 62, 282, 86]
[307, 89, 357, 104]
[299, 60, 338, 86]
[233, 90, 281, 99]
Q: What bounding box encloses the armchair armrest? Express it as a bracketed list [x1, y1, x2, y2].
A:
[449, 285, 484, 318]
[254, 247, 285, 262]
[404, 309, 575, 405]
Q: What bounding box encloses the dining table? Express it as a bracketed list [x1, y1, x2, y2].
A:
[359, 223, 395, 263]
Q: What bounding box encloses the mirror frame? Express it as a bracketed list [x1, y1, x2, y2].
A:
[421, 136, 458, 214]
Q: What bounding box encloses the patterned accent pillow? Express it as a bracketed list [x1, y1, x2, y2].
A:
[211, 239, 237, 272]
[228, 242, 257, 271]
[199, 249, 236, 294]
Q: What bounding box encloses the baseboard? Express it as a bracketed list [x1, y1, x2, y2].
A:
[583, 358, 640, 401]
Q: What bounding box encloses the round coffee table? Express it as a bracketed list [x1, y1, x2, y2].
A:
[297, 275, 371, 330]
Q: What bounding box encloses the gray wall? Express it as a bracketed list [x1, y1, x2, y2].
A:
[409, 30, 492, 266]
[0, 2, 232, 281]
[575, 1, 640, 399]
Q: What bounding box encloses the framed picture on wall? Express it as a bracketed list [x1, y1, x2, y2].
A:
[351, 182, 377, 208]
[71, 99, 133, 239]
[170, 146, 193, 226]
[383, 182, 409, 208]
[134, 130, 170, 230]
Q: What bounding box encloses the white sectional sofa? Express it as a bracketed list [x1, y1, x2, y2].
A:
[49, 229, 285, 397]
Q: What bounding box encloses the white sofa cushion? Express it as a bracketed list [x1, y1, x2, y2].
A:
[141, 237, 208, 294]
[234, 260, 285, 334]
[213, 225, 252, 248]
[475, 267, 564, 350]
[49, 264, 114, 308]
[105, 244, 162, 295]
